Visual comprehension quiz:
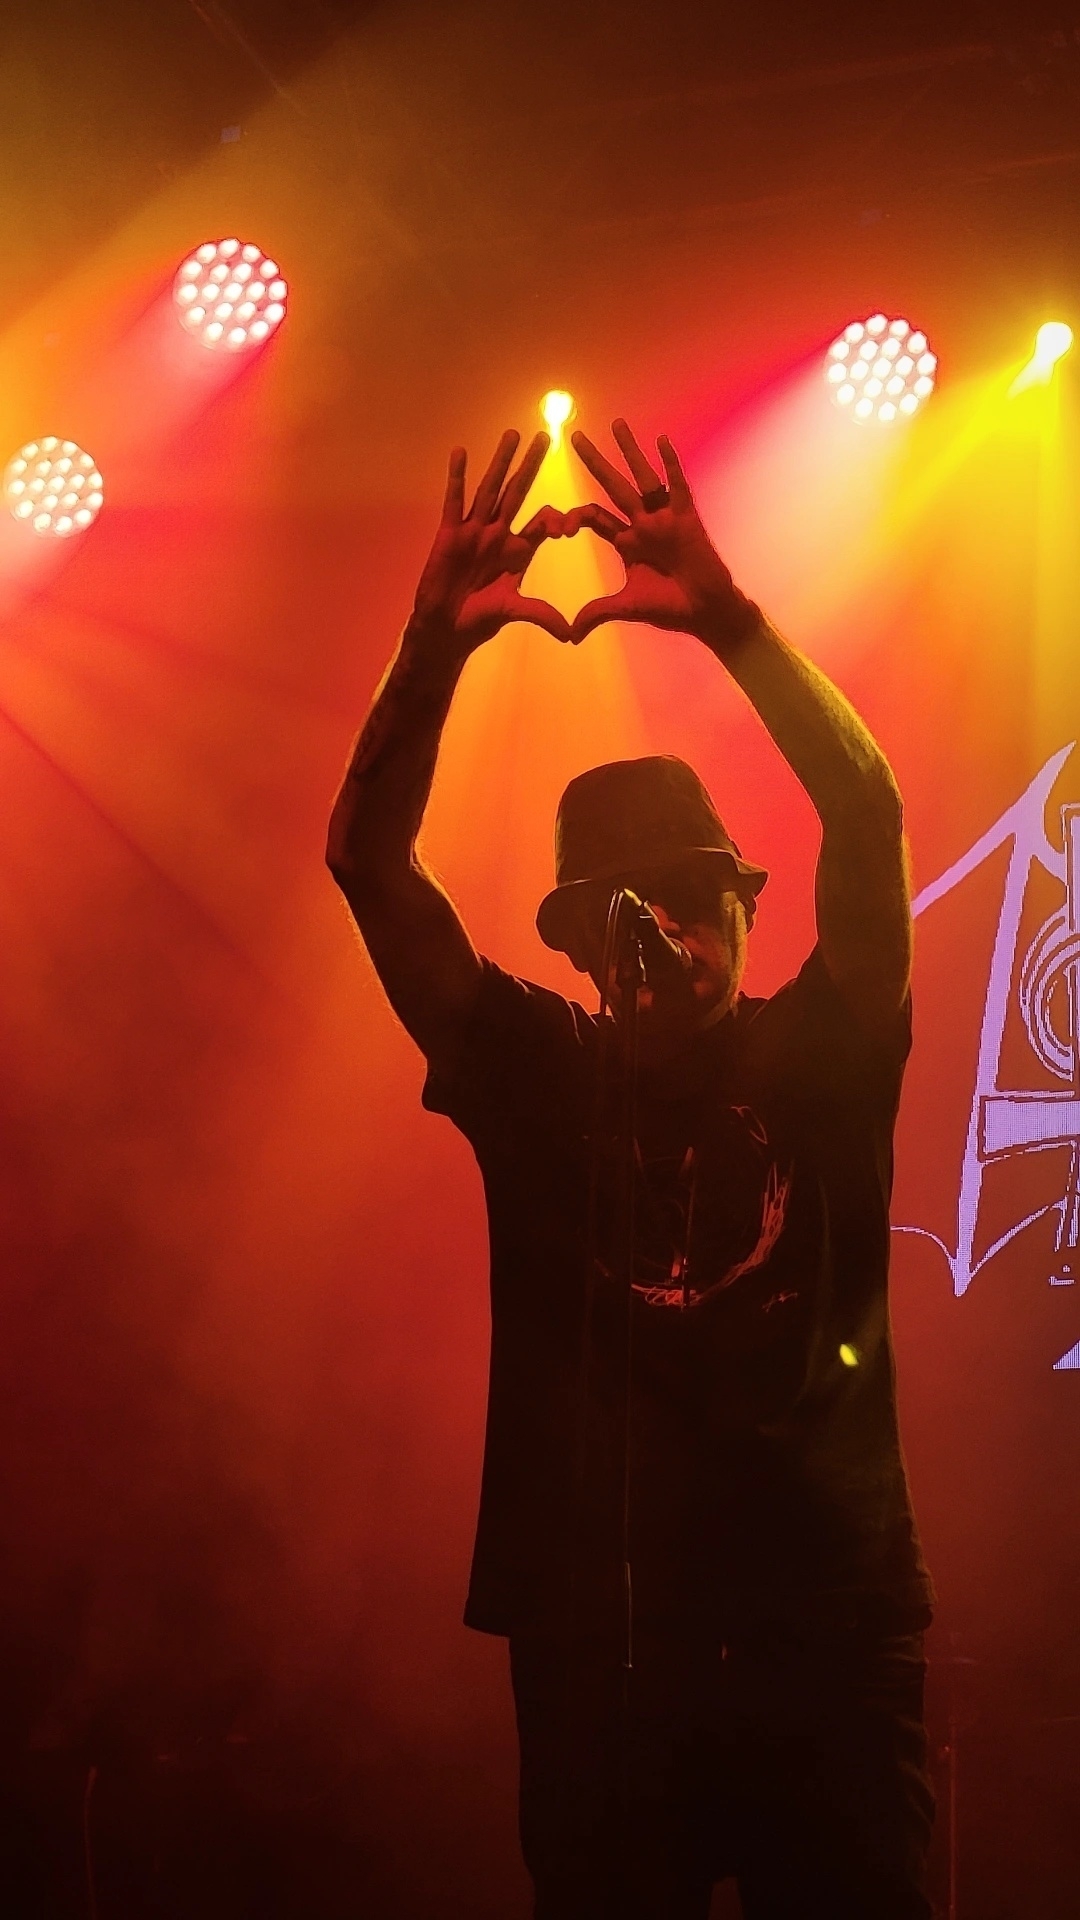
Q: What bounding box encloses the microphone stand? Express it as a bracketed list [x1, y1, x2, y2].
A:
[577, 888, 648, 1863]
[612, 895, 645, 1695]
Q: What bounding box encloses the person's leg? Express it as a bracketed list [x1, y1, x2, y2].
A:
[509, 1632, 716, 1920]
[726, 1614, 934, 1920]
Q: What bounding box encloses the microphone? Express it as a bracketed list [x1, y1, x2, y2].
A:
[619, 889, 693, 991]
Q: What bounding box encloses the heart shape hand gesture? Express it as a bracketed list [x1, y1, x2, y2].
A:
[563, 419, 758, 650]
[410, 420, 758, 661]
[412, 429, 573, 655]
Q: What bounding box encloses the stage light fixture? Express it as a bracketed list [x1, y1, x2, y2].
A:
[173, 238, 288, 351]
[1009, 321, 1074, 396]
[825, 314, 936, 423]
[540, 389, 576, 447]
[3, 439, 104, 538]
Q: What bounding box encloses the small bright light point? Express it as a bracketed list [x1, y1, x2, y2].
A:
[1035, 320, 1073, 365]
[1009, 321, 1074, 395]
[540, 389, 577, 446]
[839, 1343, 860, 1368]
[173, 238, 289, 350]
[4, 437, 103, 537]
[825, 313, 936, 422]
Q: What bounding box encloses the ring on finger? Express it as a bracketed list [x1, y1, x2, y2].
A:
[639, 485, 670, 513]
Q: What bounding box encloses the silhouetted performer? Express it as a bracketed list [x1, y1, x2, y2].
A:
[327, 420, 934, 1919]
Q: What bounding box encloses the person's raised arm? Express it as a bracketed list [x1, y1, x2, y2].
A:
[327, 430, 569, 1066]
[566, 420, 910, 1031]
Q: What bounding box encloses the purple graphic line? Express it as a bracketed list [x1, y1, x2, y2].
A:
[894, 745, 1080, 1371]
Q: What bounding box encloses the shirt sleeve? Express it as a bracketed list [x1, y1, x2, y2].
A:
[421, 957, 598, 1151]
[750, 944, 912, 1117]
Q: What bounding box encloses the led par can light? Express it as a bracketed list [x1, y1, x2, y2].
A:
[4, 438, 104, 537]
[825, 314, 937, 423]
[173, 238, 288, 351]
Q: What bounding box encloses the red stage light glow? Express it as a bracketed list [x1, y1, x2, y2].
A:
[825, 314, 936, 423]
[173, 238, 288, 351]
[3, 438, 104, 537]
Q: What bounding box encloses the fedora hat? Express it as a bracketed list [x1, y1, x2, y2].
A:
[536, 755, 768, 954]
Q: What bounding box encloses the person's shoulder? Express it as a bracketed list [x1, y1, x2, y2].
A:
[737, 945, 912, 1078]
[472, 955, 599, 1045]
[421, 956, 600, 1129]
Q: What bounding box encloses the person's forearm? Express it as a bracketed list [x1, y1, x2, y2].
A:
[699, 609, 902, 833]
[326, 615, 467, 893]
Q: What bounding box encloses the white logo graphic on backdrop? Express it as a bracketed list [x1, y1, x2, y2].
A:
[896, 744, 1080, 1370]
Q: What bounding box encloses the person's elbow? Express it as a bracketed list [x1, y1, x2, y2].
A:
[325, 800, 361, 892]
[326, 804, 389, 907]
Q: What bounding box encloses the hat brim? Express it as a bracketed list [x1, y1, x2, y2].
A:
[536, 847, 769, 954]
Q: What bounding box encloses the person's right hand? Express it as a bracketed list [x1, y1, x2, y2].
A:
[411, 429, 571, 653]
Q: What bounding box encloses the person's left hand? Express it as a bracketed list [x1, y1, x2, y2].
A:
[565, 420, 759, 650]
